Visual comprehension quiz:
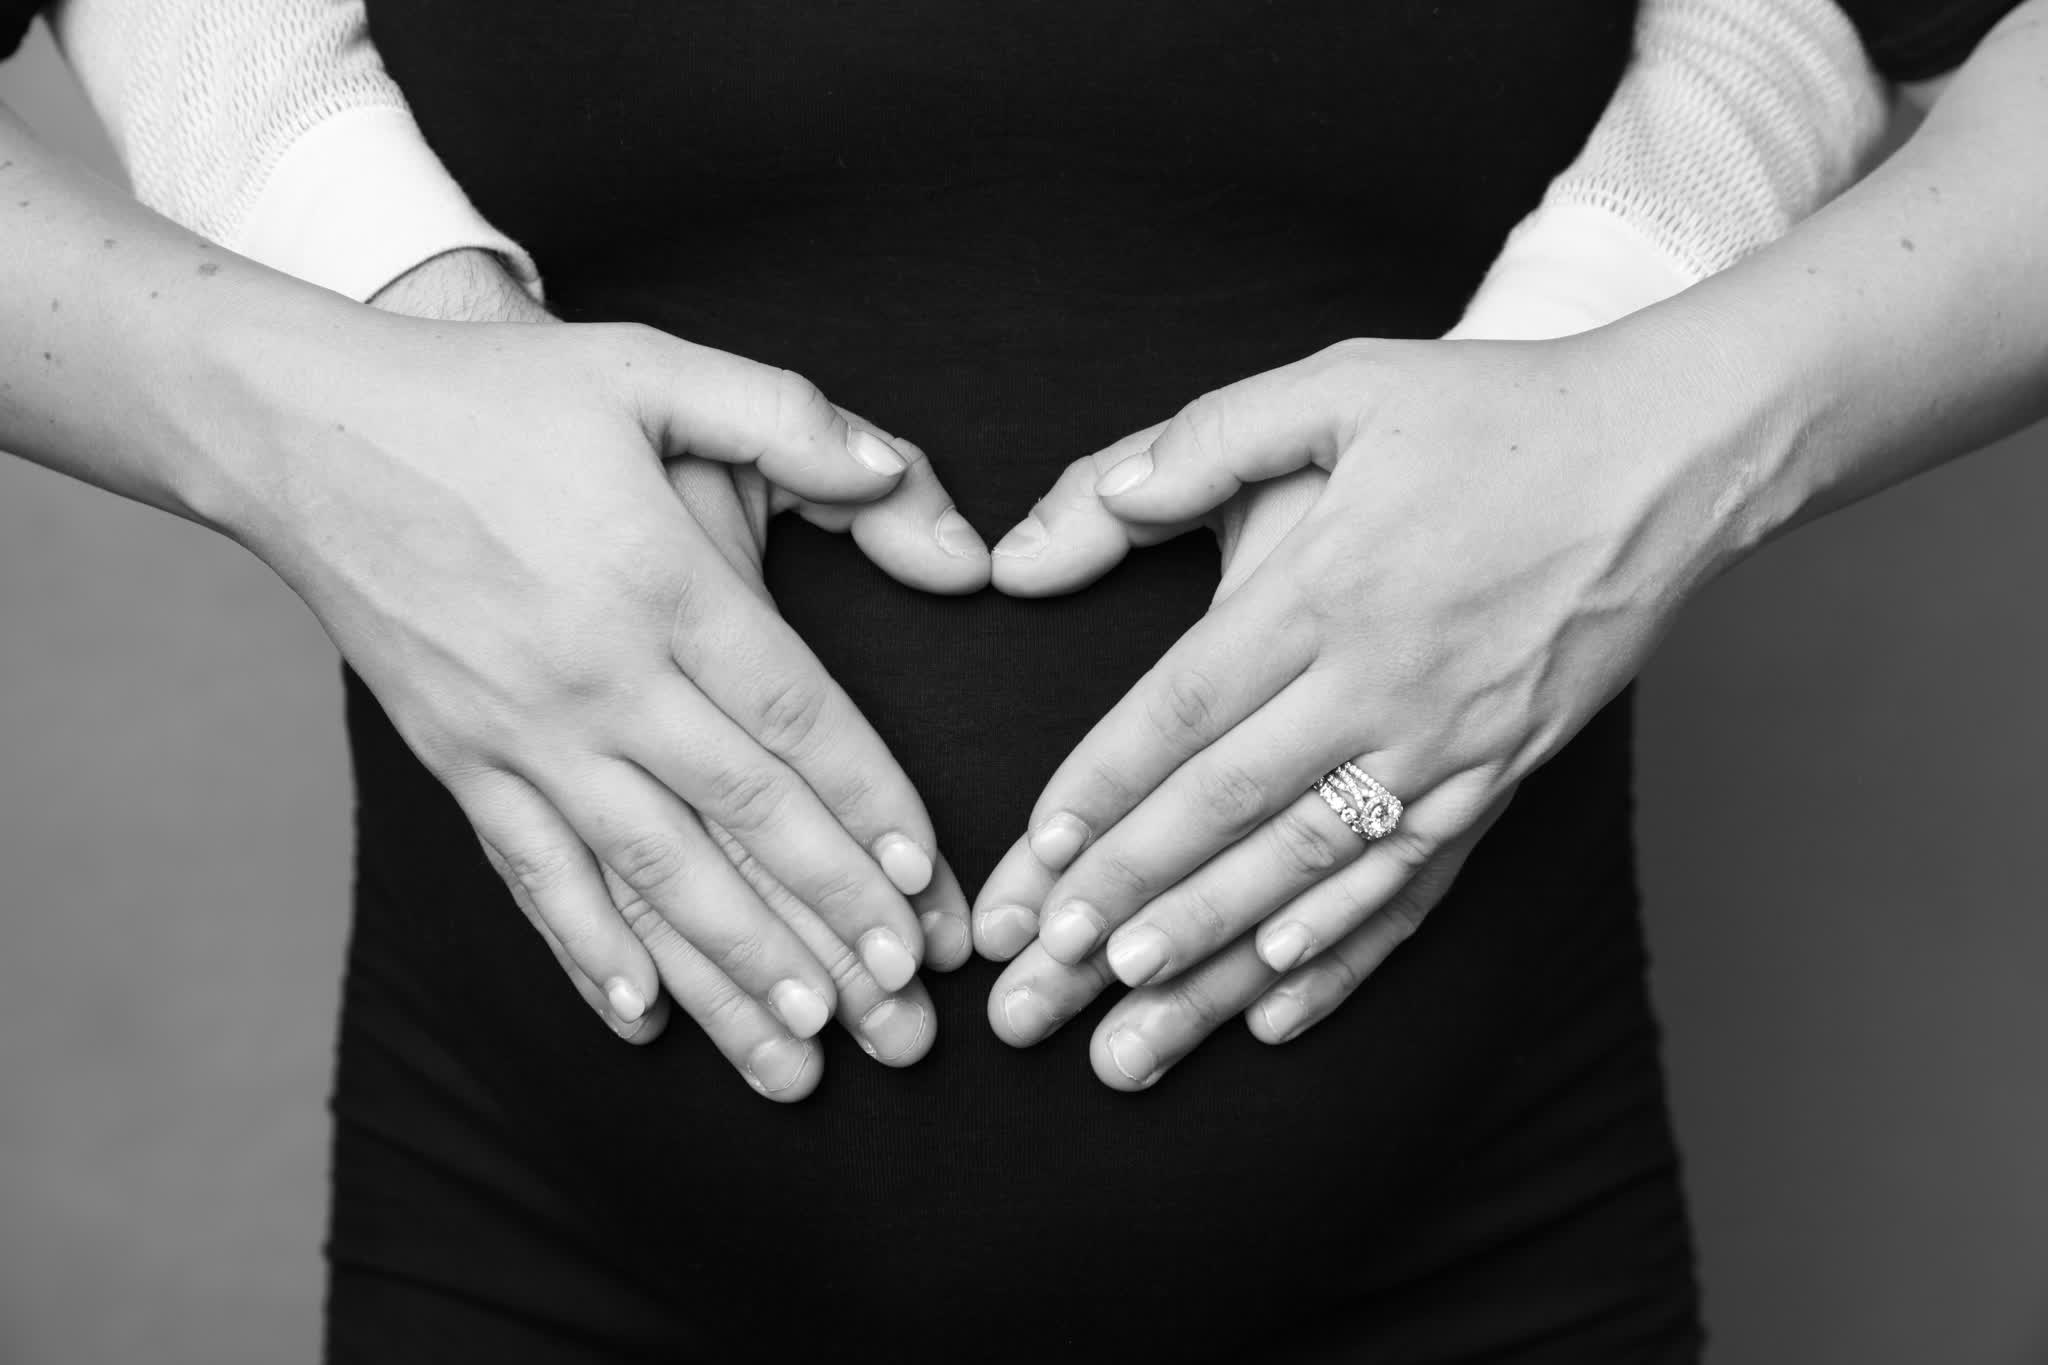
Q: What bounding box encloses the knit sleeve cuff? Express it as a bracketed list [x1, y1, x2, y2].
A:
[1444, 200, 1696, 342]
[227, 103, 543, 304]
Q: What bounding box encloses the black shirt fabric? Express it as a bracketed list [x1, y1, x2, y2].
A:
[0, 2, 2022, 75]
[329, 4, 1693, 1363]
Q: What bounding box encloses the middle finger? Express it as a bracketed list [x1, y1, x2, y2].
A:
[1033, 676, 1344, 970]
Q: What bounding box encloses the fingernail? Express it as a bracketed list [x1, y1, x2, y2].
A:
[920, 909, 968, 965]
[1027, 812, 1089, 871]
[874, 833, 935, 896]
[1107, 1028, 1161, 1087]
[769, 979, 831, 1039]
[745, 1036, 814, 1095]
[605, 976, 647, 1025]
[1258, 990, 1308, 1043]
[1094, 447, 1155, 497]
[1041, 901, 1106, 964]
[848, 428, 908, 476]
[978, 904, 1039, 958]
[934, 507, 984, 559]
[859, 927, 919, 993]
[991, 515, 1048, 559]
[1105, 925, 1172, 986]
[1003, 987, 1058, 1041]
[858, 997, 930, 1062]
[1260, 923, 1315, 973]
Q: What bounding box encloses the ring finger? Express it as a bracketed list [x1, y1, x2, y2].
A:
[549, 761, 842, 1038]
[1094, 783, 1373, 989]
[600, 864, 824, 1101]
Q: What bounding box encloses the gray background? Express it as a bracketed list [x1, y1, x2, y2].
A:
[3, 20, 2044, 1363]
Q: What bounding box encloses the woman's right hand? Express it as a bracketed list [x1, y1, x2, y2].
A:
[202, 278, 973, 1099]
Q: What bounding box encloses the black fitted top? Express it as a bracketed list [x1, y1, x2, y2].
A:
[0, 2, 2023, 1362]
[3, 2, 2026, 80]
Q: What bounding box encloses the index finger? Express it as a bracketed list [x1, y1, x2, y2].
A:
[619, 328, 913, 503]
[1019, 567, 1316, 879]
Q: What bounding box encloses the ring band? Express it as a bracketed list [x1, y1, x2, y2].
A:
[1312, 761, 1404, 842]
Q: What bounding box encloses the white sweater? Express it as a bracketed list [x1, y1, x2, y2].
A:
[50, 0, 1885, 338]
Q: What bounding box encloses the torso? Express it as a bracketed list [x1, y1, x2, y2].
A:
[331, 5, 1701, 1359]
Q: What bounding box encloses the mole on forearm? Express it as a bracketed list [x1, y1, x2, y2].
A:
[196, 263, 219, 277]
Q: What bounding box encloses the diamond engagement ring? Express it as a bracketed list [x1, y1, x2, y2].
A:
[1312, 760, 1404, 842]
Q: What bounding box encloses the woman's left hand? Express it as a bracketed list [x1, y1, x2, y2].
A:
[974, 328, 1727, 1088]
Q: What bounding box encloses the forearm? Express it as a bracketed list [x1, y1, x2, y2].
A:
[0, 105, 344, 526]
[1633, 0, 2048, 571]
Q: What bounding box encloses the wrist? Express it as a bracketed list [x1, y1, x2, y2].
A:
[164, 281, 393, 550]
[370, 248, 554, 324]
[1588, 298, 1822, 593]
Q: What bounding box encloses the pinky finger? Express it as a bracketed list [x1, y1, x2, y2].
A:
[598, 864, 824, 1101]
[1246, 797, 1508, 1045]
[463, 773, 663, 1038]
[488, 841, 672, 1045]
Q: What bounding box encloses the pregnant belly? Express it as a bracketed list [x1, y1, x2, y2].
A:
[342, 496, 1681, 1359]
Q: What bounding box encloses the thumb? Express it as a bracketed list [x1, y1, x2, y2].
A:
[619, 326, 911, 503]
[1091, 348, 1352, 525]
[771, 419, 993, 595]
[989, 422, 1204, 597]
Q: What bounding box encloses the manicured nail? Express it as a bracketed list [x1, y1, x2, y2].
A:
[1106, 925, 1172, 986]
[978, 903, 1039, 959]
[769, 979, 831, 1039]
[1260, 923, 1315, 973]
[992, 515, 1048, 559]
[934, 507, 984, 559]
[1094, 447, 1155, 497]
[1106, 1028, 1161, 1087]
[1003, 987, 1058, 1041]
[920, 909, 968, 966]
[858, 998, 930, 1062]
[745, 1036, 813, 1095]
[605, 977, 646, 1025]
[859, 927, 919, 993]
[1041, 901, 1106, 964]
[1258, 990, 1308, 1043]
[873, 833, 935, 896]
[1027, 812, 1089, 871]
[848, 428, 908, 476]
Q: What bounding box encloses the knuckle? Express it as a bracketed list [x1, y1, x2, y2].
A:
[1164, 977, 1224, 1029]
[1190, 758, 1267, 830]
[612, 884, 663, 939]
[1169, 884, 1234, 945]
[1175, 390, 1231, 468]
[1270, 808, 1347, 879]
[811, 937, 868, 995]
[1085, 848, 1154, 902]
[801, 866, 871, 922]
[1149, 668, 1223, 745]
[702, 763, 794, 831]
[609, 828, 689, 895]
[1315, 951, 1362, 1000]
[764, 366, 832, 441]
[1376, 827, 1435, 878]
[1077, 758, 1139, 816]
[750, 676, 831, 756]
[696, 974, 758, 1034]
[710, 927, 771, 980]
[501, 842, 579, 899]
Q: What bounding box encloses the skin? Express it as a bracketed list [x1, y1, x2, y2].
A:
[0, 114, 987, 1101]
[976, 0, 2048, 1091]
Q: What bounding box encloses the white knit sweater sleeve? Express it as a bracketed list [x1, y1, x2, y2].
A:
[46, 0, 541, 303]
[1447, 0, 1887, 341]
